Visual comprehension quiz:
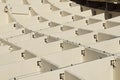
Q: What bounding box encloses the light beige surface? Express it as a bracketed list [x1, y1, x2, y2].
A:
[0, 0, 120, 80]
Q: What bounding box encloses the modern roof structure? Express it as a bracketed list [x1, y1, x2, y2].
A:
[0, 0, 120, 80]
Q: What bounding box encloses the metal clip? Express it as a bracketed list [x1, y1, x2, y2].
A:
[75, 30, 79, 35]
[22, 29, 25, 33]
[4, 6, 8, 13]
[110, 60, 116, 68]
[69, 3, 72, 7]
[13, 24, 16, 27]
[103, 23, 106, 29]
[50, 69, 53, 71]
[81, 50, 85, 56]
[81, 7, 83, 12]
[21, 52, 25, 57]
[60, 73, 64, 80]
[119, 40, 120, 45]
[13, 77, 17, 80]
[29, 7, 31, 10]
[86, 20, 88, 25]
[32, 33, 36, 38]
[94, 35, 98, 42]
[37, 61, 42, 68]
[41, 0, 43, 3]
[60, 43, 63, 48]
[44, 38, 48, 43]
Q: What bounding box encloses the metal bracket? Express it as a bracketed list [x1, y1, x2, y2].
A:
[69, 3, 72, 7]
[41, 0, 44, 3]
[22, 29, 25, 34]
[32, 34, 35, 38]
[86, 20, 88, 25]
[32, 33, 36, 38]
[37, 61, 42, 68]
[60, 27, 63, 31]
[81, 50, 85, 56]
[93, 34, 98, 42]
[44, 38, 48, 43]
[75, 30, 79, 35]
[38, 17, 40, 20]
[4, 6, 8, 13]
[13, 24, 16, 28]
[103, 23, 106, 29]
[60, 73, 64, 80]
[110, 60, 116, 69]
[60, 43, 63, 48]
[21, 52, 25, 58]
[13, 77, 17, 80]
[81, 6, 83, 12]
[50, 69, 53, 71]
[92, 10, 96, 15]
[29, 7, 31, 10]
[119, 40, 120, 45]
[72, 16, 75, 21]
